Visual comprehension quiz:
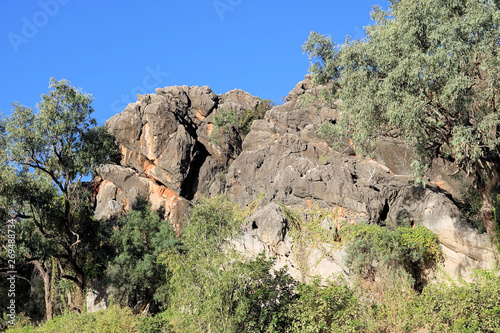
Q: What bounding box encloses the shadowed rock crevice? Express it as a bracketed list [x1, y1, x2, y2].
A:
[379, 200, 389, 222]
[180, 141, 210, 200]
[95, 85, 264, 225]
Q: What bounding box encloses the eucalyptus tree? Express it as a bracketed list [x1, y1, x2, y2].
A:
[0, 78, 118, 317]
[304, 0, 500, 239]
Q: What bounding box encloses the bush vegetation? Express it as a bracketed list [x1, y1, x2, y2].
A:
[164, 196, 297, 333]
[2, 0, 500, 330]
[106, 197, 181, 313]
[4, 196, 500, 332]
[341, 224, 442, 291]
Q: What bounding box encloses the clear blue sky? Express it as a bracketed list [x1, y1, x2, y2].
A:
[1, 1, 389, 125]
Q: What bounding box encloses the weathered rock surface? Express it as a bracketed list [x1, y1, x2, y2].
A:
[94, 85, 264, 226]
[233, 202, 349, 283]
[93, 164, 190, 224]
[225, 75, 497, 281]
[94, 76, 497, 283]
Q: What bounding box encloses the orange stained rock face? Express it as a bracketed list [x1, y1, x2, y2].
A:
[194, 110, 206, 121]
[143, 158, 157, 174]
[120, 144, 128, 156]
[205, 123, 214, 137]
[148, 181, 180, 213]
[92, 177, 103, 198]
[433, 175, 448, 191]
[120, 145, 132, 164]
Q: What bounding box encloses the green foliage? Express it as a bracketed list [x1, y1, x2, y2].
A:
[6, 267, 500, 332]
[297, 93, 317, 108]
[179, 195, 241, 251]
[317, 120, 340, 143]
[211, 108, 242, 164]
[1, 78, 118, 182]
[302, 32, 339, 86]
[165, 196, 296, 333]
[0, 78, 119, 315]
[304, 0, 500, 236]
[1, 312, 33, 332]
[341, 224, 442, 288]
[411, 268, 500, 332]
[212, 99, 274, 145]
[5, 306, 142, 333]
[460, 187, 500, 252]
[359, 267, 419, 332]
[286, 276, 362, 333]
[210, 98, 274, 168]
[137, 312, 173, 333]
[238, 99, 275, 136]
[107, 198, 181, 311]
[460, 186, 488, 233]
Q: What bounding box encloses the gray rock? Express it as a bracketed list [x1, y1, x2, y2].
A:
[225, 75, 497, 281]
[93, 164, 190, 227]
[235, 203, 349, 283]
[96, 77, 496, 284]
[96, 85, 263, 225]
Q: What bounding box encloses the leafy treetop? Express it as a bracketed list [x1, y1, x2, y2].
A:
[304, 0, 500, 239]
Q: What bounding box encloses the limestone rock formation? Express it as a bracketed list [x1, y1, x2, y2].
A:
[94, 85, 265, 226]
[93, 76, 497, 283]
[225, 75, 497, 281]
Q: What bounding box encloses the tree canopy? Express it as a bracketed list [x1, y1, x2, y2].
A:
[304, 0, 500, 239]
[0, 78, 119, 316]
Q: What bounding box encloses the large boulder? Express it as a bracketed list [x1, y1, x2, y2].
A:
[234, 203, 349, 283]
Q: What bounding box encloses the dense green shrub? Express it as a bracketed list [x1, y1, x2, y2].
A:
[238, 99, 275, 136]
[5, 306, 141, 333]
[6, 267, 499, 332]
[286, 276, 362, 333]
[412, 268, 500, 332]
[137, 312, 173, 333]
[212, 99, 275, 141]
[341, 224, 442, 290]
[106, 197, 181, 312]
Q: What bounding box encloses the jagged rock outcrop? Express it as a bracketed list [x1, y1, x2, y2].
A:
[225, 75, 497, 281]
[94, 76, 497, 283]
[94, 85, 265, 225]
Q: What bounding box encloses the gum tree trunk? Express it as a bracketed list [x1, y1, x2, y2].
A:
[32, 260, 52, 321]
[479, 169, 499, 243]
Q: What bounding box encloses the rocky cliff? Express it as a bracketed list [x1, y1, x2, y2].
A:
[94, 76, 497, 283]
[94, 85, 263, 227]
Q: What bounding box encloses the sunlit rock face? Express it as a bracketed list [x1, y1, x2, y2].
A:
[225, 75, 496, 282]
[94, 77, 496, 282]
[94, 85, 264, 228]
